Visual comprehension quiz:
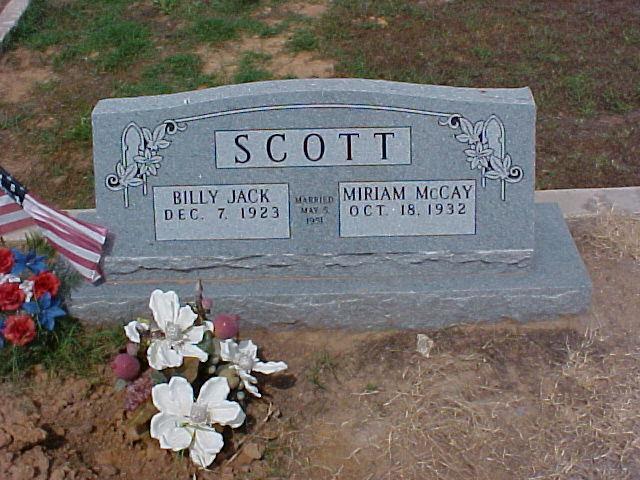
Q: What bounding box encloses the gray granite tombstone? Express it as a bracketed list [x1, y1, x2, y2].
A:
[73, 79, 591, 327]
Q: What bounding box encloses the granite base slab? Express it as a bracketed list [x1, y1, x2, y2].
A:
[69, 203, 591, 328]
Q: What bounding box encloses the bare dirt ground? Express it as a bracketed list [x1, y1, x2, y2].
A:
[198, 0, 333, 81]
[1, 213, 639, 480]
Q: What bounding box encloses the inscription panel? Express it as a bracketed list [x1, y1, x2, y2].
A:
[153, 183, 290, 241]
[215, 127, 411, 168]
[339, 180, 476, 237]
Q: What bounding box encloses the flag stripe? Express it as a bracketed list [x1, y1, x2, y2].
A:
[0, 202, 24, 215]
[0, 191, 107, 282]
[27, 205, 104, 254]
[0, 217, 36, 236]
[43, 234, 101, 270]
[25, 196, 107, 244]
[0, 193, 36, 234]
[34, 224, 102, 263]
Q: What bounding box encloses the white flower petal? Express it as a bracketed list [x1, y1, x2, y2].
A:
[178, 343, 208, 363]
[204, 321, 214, 333]
[243, 380, 261, 398]
[190, 429, 224, 468]
[148, 339, 184, 370]
[184, 325, 205, 344]
[197, 377, 230, 406]
[176, 305, 198, 330]
[238, 340, 258, 360]
[253, 361, 288, 375]
[150, 412, 192, 450]
[150, 412, 175, 440]
[124, 320, 148, 343]
[239, 371, 261, 397]
[220, 339, 239, 363]
[161, 424, 194, 451]
[208, 400, 246, 428]
[149, 289, 180, 330]
[152, 376, 194, 417]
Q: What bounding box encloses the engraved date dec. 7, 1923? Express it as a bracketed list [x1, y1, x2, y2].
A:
[153, 183, 290, 241]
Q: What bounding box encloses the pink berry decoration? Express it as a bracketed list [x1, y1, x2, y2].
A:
[111, 353, 141, 381]
[213, 313, 240, 339]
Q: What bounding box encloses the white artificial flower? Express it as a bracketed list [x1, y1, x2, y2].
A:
[124, 289, 209, 370]
[19, 280, 34, 302]
[220, 339, 287, 397]
[150, 376, 245, 468]
[0, 274, 20, 284]
[124, 318, 150, 343]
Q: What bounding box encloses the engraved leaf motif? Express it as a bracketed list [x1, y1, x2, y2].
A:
[503, 154, 512, 170]
[142, 127, 153, 144]
[455, 119, 483, 144]
[116, 162, 143, 187]
[464, 143, 493, 169]
[488, 155, 508, 179]
[134, 149, 163, 177]
[152, 124, 171, 149]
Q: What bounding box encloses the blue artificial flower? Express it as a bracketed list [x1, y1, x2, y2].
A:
[0, 319, 4, 348]
[22, 293, 66, 331]
[11, 249, 47, 276]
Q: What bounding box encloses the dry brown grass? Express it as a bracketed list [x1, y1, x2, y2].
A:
[571, 209, 640, 261]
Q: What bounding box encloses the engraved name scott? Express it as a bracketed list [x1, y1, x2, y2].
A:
[215, 127, 411, 168]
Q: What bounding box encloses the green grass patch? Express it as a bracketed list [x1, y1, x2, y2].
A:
[287, 28, 319, 52]
[64, 114, 92, 143]
[188, 15, 276, 44]
[190, 17, 240, 43]
[57, 14, 153, 71]
[564, 73, 596, 116]
[0, 318, 125, 380]
[0, 111, 29, 131]
[306, 350, 338, 390]
[233, 52, 272, 84]
[116, 53, 218, 97]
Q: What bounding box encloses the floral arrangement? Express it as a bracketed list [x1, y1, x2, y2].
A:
[113, 284, 287, 469]
[0, 246, 67, 349]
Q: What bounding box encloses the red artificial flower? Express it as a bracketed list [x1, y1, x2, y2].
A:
[30, 271, 61, 299]
[3, 314, 36, 346]
[0, 282, 26, 311]
[0, 248, 14, 274]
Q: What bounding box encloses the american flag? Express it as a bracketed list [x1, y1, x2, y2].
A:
[0, 167, 108, 283]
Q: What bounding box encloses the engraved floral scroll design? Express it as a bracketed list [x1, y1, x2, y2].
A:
[105, 120, 186, 207]
[439, 113, 523, 200]
[105, 104, 524, 208]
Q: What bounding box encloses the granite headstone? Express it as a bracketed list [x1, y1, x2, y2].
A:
[73, 79, 591, 327]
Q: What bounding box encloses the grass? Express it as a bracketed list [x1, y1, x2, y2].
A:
[116, 53, 219, 97]
[287, 28, 319, 52]
[0, 318, 125, 380]
[233, 51, 273, 84]
[306, 350, 338, 389]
